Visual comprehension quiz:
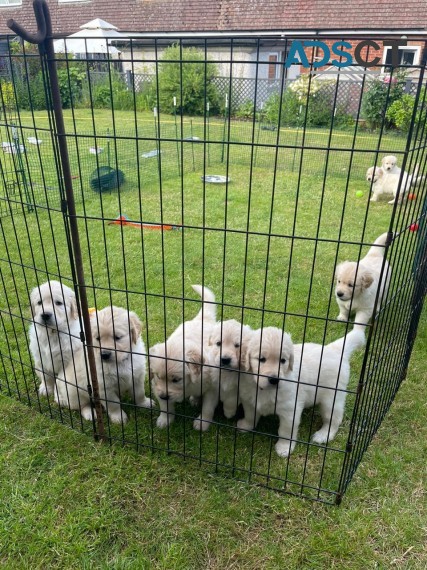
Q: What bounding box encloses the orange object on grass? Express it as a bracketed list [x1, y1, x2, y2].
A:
[108, 215, 181, 231]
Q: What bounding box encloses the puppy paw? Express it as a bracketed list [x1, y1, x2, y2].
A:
[156, 414, 172, 429]
[109, 409, 128, 425]
[275, 441, 293, 458]
[138, 397, 155, 409]
[81, 406, 96, 422]
[189, 395, 200, 407]
[193, 416, 211, 431]
[311, 429, 330, 445]
[39, 382, 54, 397]
[223, 406, 237, 419]
[336, 314, 347, 322]
[236, 418, 254, 432]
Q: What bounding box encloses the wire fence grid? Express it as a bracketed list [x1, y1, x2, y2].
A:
[0, 2, 426, 504]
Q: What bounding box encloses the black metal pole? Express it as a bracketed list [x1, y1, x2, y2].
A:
[8, 0, 106, 440]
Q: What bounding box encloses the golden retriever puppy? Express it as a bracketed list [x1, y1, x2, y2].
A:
[29, 280, 81, 397]
[238, 326, 365, 458]
[149, 285, 218, 431]
[366, 166, 387, 202]
[56, 306, 153, 424]
[208, 319, 252, 418]
[91, 306, 154, 424]
[335, 232, 392, 325]
[54, 347, 94, 422]
[368, 157, 424, 204]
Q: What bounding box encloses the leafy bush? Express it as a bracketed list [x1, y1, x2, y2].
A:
[385, 88, 427, 132]
[57, 66, 86, 109]
[261, 79, 334, 128]
[362, 73, 406, 129]
[0, 81, 15, 111]
[153, 45, 220, 115]
[234, 100, 256, 120]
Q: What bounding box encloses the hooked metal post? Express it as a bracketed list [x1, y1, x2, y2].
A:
[8, 0, 106, 441]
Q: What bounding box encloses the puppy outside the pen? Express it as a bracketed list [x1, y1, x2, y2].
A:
[237, 325, 365, 458]
[335, 232, 392, 326]
[208, 319, 252, 419]
[149, 285, 218, 432]
[29, 280, 82, 398]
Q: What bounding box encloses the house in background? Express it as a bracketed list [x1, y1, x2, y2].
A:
[1, 0, 426, 70]
[1, 0, 426, 107]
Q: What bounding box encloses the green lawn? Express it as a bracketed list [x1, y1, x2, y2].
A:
[0, 108, 426, 536]
[0, 309, 425, 569]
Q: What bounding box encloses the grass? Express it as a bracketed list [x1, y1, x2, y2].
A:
[0, 107, 426, 516]
[0, 309, 425, 569]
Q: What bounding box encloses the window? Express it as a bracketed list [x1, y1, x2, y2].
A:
[383, 46, 420, 68]
[0, 0, 22, 6]
[268, 53, 284, 80]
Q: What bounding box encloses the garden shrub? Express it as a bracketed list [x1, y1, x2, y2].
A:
[153, 45, 220, 115]
[57, 66, 86, 109]
[261, 77, 335, 128]
[385, 88, 427, 132]
[362, 73, 405, 129]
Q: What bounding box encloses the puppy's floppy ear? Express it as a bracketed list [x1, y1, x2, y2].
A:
[287, 347, 294, 372]
[243, 341, 253, 373]
[69, 293, 78, 320]
[148, 343, 164, 380]
[335, 263, 344, 281]
[185, 347, 204, 381]
[30, 288, 37, 318]
[239, 326, 252, 370]
[128, 311, 142, 345]
[361, 271, 374, 289]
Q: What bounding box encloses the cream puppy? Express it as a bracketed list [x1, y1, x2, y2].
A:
[208, 319, 252, 418]
[29, 280, 81, 397]
[335, 232, 392, 325]
[237, 326, 365, 458]
[91, 306, 154, 424]
[149, 285, 218, 431]
[56, 306, 153, 424]
[368, 157, 424, 204]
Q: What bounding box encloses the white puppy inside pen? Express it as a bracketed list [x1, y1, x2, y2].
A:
[56, 306, 153, 424]
[29, 280, 81, 397]
[237, 326, 365, 458]
[367, 156, 424, 204]
[149, 285, 218, 431]
[335, 232, 392, 325]
[208, 319, 252, 419]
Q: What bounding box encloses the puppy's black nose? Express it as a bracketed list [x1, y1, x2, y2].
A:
[159, 394, 169, 401]
[337, 291, 344, 298]
[221, 357, 231, 366]
[101, 351, 111, 361]
[268, 376, 280, 386]
[41, 312, 52, 322]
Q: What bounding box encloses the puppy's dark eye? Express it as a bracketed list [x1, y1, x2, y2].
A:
[55, 300, 63, 306]
[115, 335, 122, 341]
[216, 341, 221, 347]
[259, 356, 266, 363]
[171, 377, 181, 383]
[96, 336, 100, 341]
[37, 300, 42, 305]
[280, 358, 286, 364]
[234, 343, 240, 348]
[348, 283, 354, 288]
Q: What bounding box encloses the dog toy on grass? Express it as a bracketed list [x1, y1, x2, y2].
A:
[108, 214, 181, 231]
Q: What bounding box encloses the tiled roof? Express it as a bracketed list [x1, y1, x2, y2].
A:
[1, 0, 426, 35]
